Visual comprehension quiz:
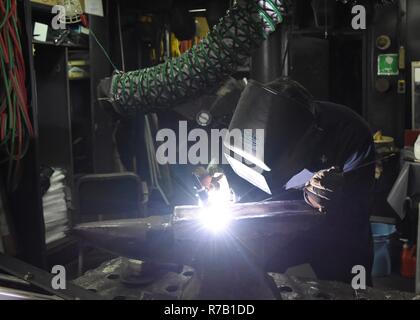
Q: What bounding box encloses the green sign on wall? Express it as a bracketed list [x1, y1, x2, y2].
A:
[378, 53, 399, 76]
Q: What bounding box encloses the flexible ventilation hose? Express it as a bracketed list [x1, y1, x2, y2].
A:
[102, 0, 286, 116]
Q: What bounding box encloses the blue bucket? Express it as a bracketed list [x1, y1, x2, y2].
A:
[371, 223, 396, 277]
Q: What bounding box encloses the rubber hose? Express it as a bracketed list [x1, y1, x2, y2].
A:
[100, 0, 285, 116]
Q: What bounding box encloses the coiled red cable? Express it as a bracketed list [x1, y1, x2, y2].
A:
[0, 0, 34, 188]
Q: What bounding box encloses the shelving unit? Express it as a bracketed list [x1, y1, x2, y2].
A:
[23, 0, 115, 261]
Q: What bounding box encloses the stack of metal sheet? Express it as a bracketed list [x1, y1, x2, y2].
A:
[42, 169, 69, 244]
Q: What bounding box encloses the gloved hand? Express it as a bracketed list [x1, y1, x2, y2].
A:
[194, 166, 224, 191]
[303, 166, 344, 214]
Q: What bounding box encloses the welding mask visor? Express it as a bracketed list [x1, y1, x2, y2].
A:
[224, 80, 316, 194]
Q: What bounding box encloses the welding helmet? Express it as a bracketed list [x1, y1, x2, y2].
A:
[224, 79, 320, 195]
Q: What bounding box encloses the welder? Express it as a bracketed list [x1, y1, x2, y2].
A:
[224, 78, 375, 285]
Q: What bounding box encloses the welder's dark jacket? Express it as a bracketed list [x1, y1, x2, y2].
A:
[269, 101, 375, 285]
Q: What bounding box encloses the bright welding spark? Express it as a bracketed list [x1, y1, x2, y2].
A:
[198, 177, 233, 233]
[198, 204, 232, 234]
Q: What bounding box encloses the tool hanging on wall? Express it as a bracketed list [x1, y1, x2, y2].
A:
[0, 0, 34, 191]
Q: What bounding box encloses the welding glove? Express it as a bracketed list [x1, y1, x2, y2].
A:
[303, 166, 344, 214]
[194, 166, 224, 191]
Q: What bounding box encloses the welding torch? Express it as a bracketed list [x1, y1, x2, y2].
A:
[192, 173, 209, 205]
[192, 168, 225, 206]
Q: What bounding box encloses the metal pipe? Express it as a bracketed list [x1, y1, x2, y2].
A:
[117, 1, 125, 72]
[0, 286, 60, 300]
[0, 273, 30, 287]
[99, 0, 286, 116]
[251, 27, 283, 83]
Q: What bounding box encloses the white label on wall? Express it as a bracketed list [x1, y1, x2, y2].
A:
[33, 22, 48, 42]
[415, 68, 420, 84]
[85, 0, 104, 17]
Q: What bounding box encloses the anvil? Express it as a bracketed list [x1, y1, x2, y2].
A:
[73, 200, 322, 299]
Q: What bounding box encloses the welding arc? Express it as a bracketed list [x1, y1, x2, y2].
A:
[104, 0, 286, 116]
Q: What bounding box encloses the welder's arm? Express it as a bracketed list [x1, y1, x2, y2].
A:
[303, 142, 375, 214]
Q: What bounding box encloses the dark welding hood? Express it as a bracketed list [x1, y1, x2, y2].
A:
[224, 80, 317, 194]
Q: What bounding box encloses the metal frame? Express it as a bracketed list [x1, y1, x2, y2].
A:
[412, 61, 420, 129]
[144, 114, 170, 206]
[0, 286, 61, 300]
[0, 252, 102, 300]
[6, 0, 47, 268]
[89, 3, 115, 173]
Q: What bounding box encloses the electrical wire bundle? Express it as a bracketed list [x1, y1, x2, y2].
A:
[0, 0, 34, 189]
[100, 0, 286, 116]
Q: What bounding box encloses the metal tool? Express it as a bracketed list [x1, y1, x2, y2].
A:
[73, 200, 320, 299]
[192, 172, 209, 204]
[0, 286, 61, 300]
[73, 200, 320, 264]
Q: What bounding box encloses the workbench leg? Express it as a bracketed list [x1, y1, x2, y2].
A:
[78, 243, 84, 277]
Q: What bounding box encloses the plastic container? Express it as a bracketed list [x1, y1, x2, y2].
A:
[371, 223, 396, 277]
[414, 134, 420, 160]
[401, 243, 417, 278]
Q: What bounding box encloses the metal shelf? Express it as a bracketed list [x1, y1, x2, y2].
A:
[30, 2, 54, 13]
[32, 39, 88, 50]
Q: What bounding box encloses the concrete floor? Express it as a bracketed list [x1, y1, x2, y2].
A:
[373, 273, 415, 293]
